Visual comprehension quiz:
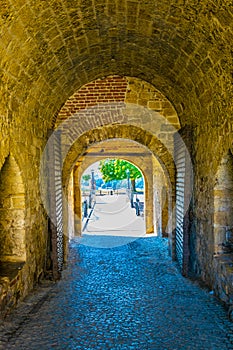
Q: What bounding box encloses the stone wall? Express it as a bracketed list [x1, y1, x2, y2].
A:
[0, 156, 26, 260]
[208, 151, 233, 304]
[0, 101, 50, 317]
[214, 151, 233, 254]
[191, 123, 233, 288]
[55, 76, 180, 153]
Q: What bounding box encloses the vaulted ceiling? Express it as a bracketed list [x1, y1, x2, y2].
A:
[0, 1, 232, 128]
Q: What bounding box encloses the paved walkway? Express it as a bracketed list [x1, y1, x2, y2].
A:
[1, 237, 233, 349]
[1, 194, 233, 349]
[82, 194, 146, 248]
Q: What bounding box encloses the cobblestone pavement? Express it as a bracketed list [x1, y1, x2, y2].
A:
[1, 236, 233, 350]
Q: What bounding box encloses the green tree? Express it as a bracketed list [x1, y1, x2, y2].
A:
[82, 174, 91, 184]
[99, 159, 142, 191]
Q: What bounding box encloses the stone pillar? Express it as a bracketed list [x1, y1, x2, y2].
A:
[161, 186, 169, 236]
[153, 174, 173, 238]
[145, 158, 154, 234]
[67, 172, 75, 240]
[62, 189, 69, 263]
[214, 151, 233, 255]
[73, 166, 82, 236]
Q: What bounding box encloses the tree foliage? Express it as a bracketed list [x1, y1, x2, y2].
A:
[99, 159, 142, 183]
[82, 174, 91, 182]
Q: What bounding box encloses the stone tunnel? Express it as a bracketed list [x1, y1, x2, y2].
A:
[0, 0, 232, 321]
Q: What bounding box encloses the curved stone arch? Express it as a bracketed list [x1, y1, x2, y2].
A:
[73, 140, 154, 234]
[42, 101, 180, 201]
[62, 124, 175, 194]
[79, 155, 149, 228]
[40, 101, 187, 265]
[77, 141, 173, 237]
[54, 75, 180, 132]
[61, 126, 175, 238]
[0, 3, 231, 131]
[78, 154, 149, 192]
[53, 76, 180, 189]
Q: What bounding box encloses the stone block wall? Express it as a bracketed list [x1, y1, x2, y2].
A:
[191, 122, 233, 289]
[0, 105, 50, 317]
[0, 156, 26, 260]
[55, 76, 180, 155]
[213, 255, 233, 305]
[214, 152, 233, 254]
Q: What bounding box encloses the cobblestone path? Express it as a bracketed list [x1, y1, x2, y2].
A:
[1, 236, 233, 350]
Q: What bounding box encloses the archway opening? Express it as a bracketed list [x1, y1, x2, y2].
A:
[80, 159, 145, 238]
[43, 74, 180, 274]
[0, 155, 26, 261]
[63, 137, 173, 249]
[0, 155, 26, 279]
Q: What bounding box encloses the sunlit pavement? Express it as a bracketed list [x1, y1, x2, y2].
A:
[81, 194, 148, 248]
[1, 197, 233, 349]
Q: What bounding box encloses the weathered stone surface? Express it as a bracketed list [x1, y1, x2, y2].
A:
[0, 0, 232, 316]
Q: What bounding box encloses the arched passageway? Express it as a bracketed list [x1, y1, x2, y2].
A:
[40, 75, 196, 283]
[0, 155, 27, 313]
[78, 159, 146, 248]
[0, 155, 26, 262]
[0, 0, 232, 321]
[67, 138, 172, 242]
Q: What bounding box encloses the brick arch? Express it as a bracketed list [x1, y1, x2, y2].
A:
[53, 78, 179, 195]
[54, 75, 180, 131]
